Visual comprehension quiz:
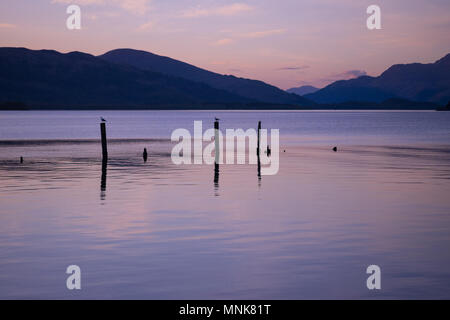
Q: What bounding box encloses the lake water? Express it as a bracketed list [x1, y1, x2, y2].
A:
[0, 110, 450, 299]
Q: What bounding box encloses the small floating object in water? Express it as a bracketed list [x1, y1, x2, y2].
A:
[143, 148, 148, 162]
[333, 147, 337, 152]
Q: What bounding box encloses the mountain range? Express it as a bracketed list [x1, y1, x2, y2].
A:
[0, 47, 311, 109]
[0, 47, 449, 109]
[304, 54, 450, 105]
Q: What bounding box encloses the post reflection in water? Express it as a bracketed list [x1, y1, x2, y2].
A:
[214, 162, 219, 196]
[100, 158, 107, 201]
[257, 120, 262, 187]
[214, 119, 220, 196]
[257, 153, 261, 187]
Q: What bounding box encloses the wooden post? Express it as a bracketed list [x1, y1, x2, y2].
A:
[257, 121, 261, 181]
[257, 121, 261, 156]
[143, 148, 148, 162]
[214, 120, 219, 164]
[100, 122, 108, 161]
[20, 156, 23, 164]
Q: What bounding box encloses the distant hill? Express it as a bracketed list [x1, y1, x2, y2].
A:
[99, 49, 313, 106]
[305, 54, 450, 105]
[286, 85, 319, 96]
[0, 47, 262, 108]
[0, 48, 264, 108]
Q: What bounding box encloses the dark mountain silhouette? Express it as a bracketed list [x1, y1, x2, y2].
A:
[286, 85, 319, 96]
[99, 49, 313, 106]
[305, 54, 450, 105]
[0, 47, 260, 108]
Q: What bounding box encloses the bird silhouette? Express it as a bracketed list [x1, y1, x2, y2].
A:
[215, 117, 220, 121]
[100, 117, 107, 122]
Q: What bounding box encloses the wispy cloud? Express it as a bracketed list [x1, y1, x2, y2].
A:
[52, 0, 104, 4]
[212, 28, 287, 46]
[212, 38, 234, 46]
[0, 23, 16, 29]
[137, 20, 155, 31]
[278, 66, 309, 71]
[334, 69, 367, 79]
[183, 3, 253, 18]
[51, 0, 152, 15]
[320, 69, 368, 83]
[241, 28, 286, 39]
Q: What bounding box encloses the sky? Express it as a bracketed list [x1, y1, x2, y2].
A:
[0, 0, 449, 89]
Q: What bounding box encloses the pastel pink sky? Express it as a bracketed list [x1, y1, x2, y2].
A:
[0, 0, 449, 89]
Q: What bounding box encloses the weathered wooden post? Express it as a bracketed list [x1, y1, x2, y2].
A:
[257, 121, 261, 156]
[214, 119, 220, 165]
[143, 148, 148, 162]
[100, 122, 108, 161]
[256, 121, 262, 183]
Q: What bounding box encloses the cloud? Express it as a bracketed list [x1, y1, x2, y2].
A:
[211, 28, 286, 47]
[334, 70, 367, 78]
[278, 65, 309, 71]
[0, 23, 16, 29]
[52, 0, 104, 4]
[320, 70, 368, 84]
[137, 20, 155, 31]
[241, 28, 286, 39]
[212, 38, 234, 46]
[51, 0, 152, 15]
[183, 3, 253, 18]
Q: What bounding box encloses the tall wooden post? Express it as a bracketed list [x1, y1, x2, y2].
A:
[100, 122, 108, 161]
[257, 121, 261, 184]
[257, 121, 261, 156]
[214, 120, 220, 164]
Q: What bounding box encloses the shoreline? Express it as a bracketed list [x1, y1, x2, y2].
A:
[0, 107, 439, 111]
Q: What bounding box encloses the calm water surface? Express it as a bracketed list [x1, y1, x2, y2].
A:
[0, 110, 450, 299]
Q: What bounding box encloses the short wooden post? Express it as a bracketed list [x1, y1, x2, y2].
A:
[20, 156, 23, 164]
[143, 148, 148, 162]
[100, 122, 108, 161]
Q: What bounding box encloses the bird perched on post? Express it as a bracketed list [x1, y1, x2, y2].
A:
[100, 117, 107, 122]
